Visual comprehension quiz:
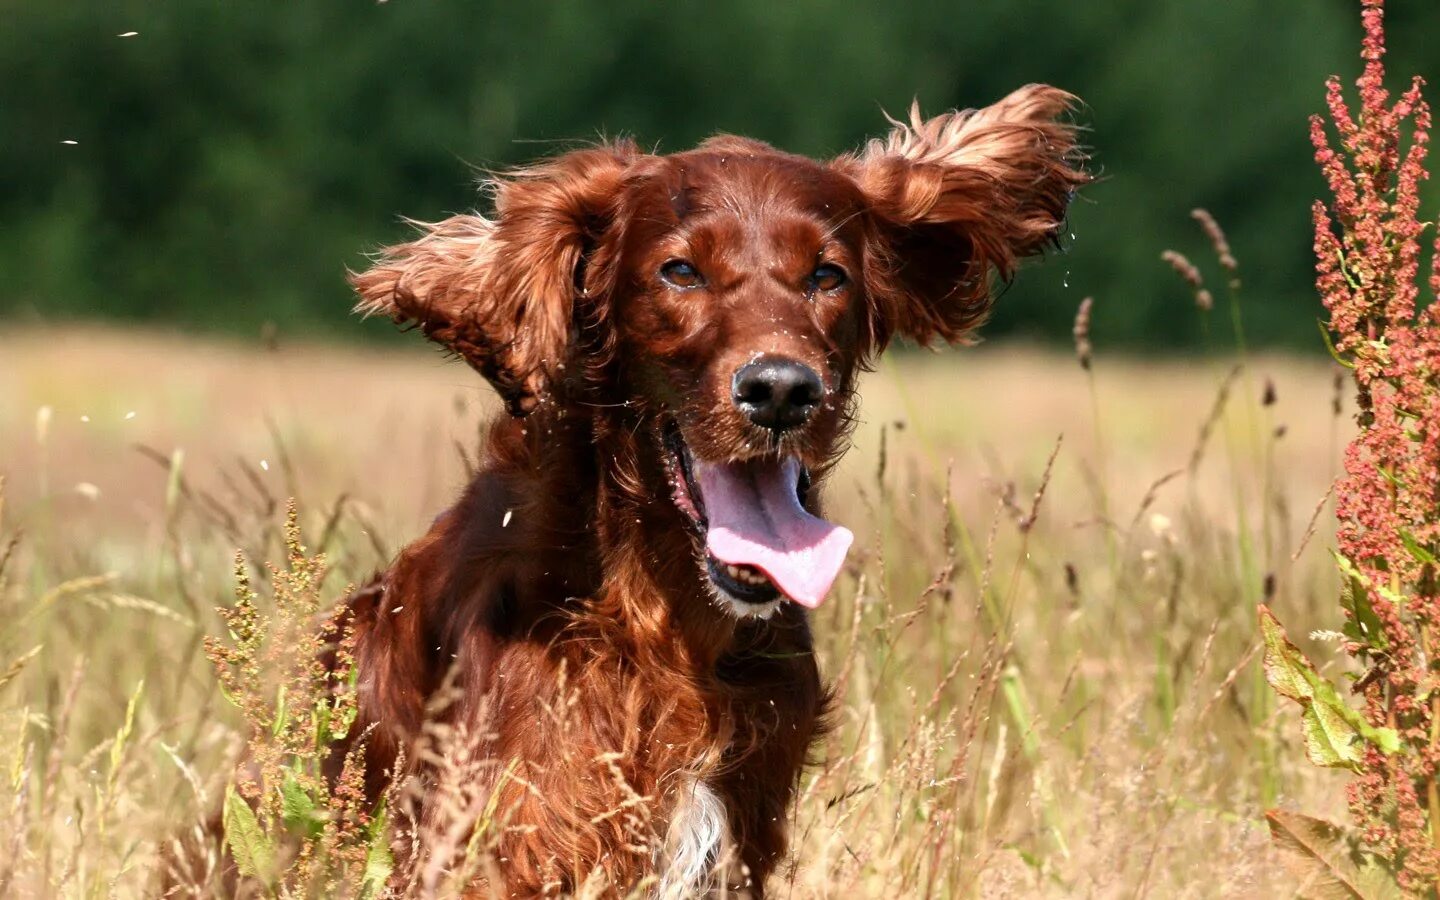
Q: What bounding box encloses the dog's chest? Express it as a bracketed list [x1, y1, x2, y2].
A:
[657, 777, 730, 898]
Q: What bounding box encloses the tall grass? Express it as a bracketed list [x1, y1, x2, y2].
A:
[0, 291, 1346, 897]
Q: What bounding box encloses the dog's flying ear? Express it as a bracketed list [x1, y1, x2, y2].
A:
[351, 142, 637, 415]
[834, 85, 1088, 350]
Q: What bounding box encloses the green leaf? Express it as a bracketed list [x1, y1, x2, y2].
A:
[1399, 531, 1438, 566]
[1260, 606, 1316, 702]
[215, 679, 241, 710]
[1316, 319, 1356, 370]
[1265, 809, 1402, 899]
[279, 770, 326, 839]
[223, 784, 276, 888]
[1297, 701, 1367, 770]
[1337, 250, 1361, 290]
[1258, 605, 1400, 770]
[329, 698, 357, 744]
[314, 698, 331, 748]
[359, 798, 394, 900]
[1332, 552, 1406, 612]
[1336, 554, 1388, 651]
[272, 684, 287, 738]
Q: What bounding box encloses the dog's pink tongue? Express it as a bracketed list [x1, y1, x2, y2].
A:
[695, 457, 853, 608]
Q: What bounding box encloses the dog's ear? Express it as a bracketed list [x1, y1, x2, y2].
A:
[351, 142, 637, 415]
[834, 85, 1088, 351]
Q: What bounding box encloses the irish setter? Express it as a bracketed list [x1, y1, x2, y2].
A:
[344, 84, 1085, 897]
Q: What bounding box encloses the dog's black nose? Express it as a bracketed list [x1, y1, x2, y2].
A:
[732, 357, 825, 432]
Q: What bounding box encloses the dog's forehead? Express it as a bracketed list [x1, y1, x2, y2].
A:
[634, 146, 862, 227]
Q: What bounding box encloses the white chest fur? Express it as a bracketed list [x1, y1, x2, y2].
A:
[657, 778, 730, 898]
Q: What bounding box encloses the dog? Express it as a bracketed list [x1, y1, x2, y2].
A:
[344, 84, 1085, 897]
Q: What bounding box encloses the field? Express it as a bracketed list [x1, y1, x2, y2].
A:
[0, 326, 1350, 896]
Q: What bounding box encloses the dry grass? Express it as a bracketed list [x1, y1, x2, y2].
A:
[0, 325, 1352, 896]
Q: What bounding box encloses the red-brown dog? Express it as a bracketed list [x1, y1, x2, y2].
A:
[347, 84, 1085, 897]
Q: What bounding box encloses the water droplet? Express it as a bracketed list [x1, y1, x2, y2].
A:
[1063, 270, 1070, 287]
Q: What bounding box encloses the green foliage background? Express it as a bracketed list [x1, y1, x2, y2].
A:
[4, 1, 1437, 348]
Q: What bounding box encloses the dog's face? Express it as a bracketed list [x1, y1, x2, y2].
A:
[612, 144, 869, 467]
[607, 146, 874, 615]
[353, 85, 1086, 617]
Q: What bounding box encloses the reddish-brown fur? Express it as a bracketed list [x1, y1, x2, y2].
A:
[343, 85, 1086, 897]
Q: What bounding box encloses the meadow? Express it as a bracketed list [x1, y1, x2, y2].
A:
[0, 323, 1352, 896]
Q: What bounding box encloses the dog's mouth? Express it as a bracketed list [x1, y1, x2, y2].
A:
[662, 421, 853, 609]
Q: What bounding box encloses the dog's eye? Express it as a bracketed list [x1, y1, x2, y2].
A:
[809, 263, 847, 293]
[659, 259, 705, 289]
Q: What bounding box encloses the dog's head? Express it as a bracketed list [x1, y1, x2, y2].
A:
[353, 84, 1087, 617]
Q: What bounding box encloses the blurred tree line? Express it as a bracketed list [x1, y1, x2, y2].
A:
[3, 1, 1437, 349]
